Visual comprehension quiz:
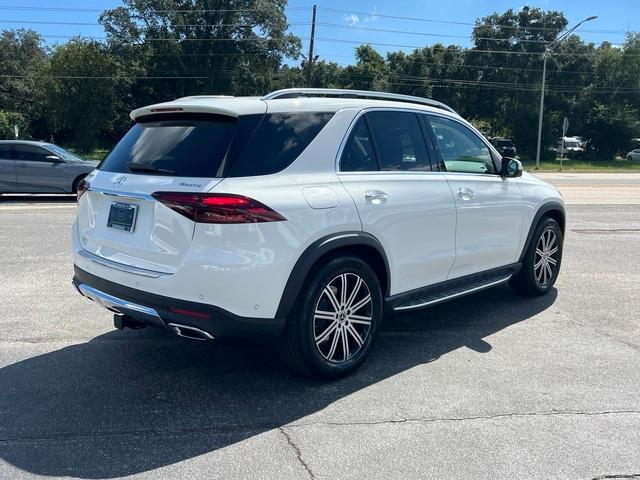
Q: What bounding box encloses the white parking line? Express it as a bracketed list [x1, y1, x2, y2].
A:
[0, 204, 77, 210]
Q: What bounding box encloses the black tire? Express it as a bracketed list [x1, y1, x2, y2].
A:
[627, 156, 633, 161]
[72, 175, 86, 194]
[510, 217, 563, 296]
[277, 255, 383, 379]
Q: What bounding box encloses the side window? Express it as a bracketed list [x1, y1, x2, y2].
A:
[426, 116, 496, 174]
[227, 112, 334, 177]
[0, 145, 13, 160]
[340, 117, 378, 172]
[366, 111, 432, 172]
[12, 145, 51, 162]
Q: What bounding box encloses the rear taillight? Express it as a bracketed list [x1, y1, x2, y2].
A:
[151, 192, 285, 224]
[77, 179, 90, 200]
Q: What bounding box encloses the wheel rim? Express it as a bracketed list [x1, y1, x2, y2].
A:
[313, 273, 373, 364]
[534, 228, 559, 287]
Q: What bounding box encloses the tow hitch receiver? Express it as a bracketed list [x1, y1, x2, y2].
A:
[113, 314, 146, 330]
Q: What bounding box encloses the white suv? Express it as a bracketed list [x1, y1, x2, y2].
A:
[72, 88, 565, 379]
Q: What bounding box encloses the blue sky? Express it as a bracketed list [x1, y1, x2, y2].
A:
[1, 0, 637, 64]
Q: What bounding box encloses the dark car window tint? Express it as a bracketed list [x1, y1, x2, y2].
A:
[366, 111, 431, 172]
[13, 145, 51, 162]
[227, 112, 334, 177]
[427, 116, 496, 174]
[340, 117, 378, 172]
[0, 145, 13, 160]
[99, 115, 238, 177]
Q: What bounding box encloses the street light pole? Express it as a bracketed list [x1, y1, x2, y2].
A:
[534, 15, 597, 170]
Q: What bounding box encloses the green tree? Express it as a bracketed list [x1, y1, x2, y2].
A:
[0, 110, 28, 139]
[0, 29, 49, 139]
[582, 103, 640, 156]
[99, 0, 301, 104]
[341, 45, 390, 91]
[47, 38, 129, 151]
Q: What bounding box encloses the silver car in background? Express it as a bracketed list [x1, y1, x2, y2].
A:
[0, 140, 97, 194]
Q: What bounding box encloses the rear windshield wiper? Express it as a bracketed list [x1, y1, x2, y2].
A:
[127, 162, 176, 175]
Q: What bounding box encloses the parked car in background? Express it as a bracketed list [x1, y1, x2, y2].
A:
[626, 149, 640, 161]
[490, 138, 517, 157]
[551, 137, 584, 157]
[0, 141, 96, 194]
[72, 88, 565, 379]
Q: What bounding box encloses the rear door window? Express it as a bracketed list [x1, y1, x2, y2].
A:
[227, 112, 334, 177]
[365, 111, 432, 171]
[99, 114, 238, 177]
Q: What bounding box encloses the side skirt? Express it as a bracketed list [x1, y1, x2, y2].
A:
[385, 263, 521, 313]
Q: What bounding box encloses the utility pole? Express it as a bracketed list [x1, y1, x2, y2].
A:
[535, 15, 597, 170]
[307, 4, 317, 87]
[534, 52, 548, 170]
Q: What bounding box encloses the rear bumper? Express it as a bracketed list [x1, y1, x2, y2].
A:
[73, 266, 285, 340]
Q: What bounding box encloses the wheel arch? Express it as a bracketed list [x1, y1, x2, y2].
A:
[72, 174, 87, 194]
[519, 201, 565, 262]
[275, 232, 390, 319]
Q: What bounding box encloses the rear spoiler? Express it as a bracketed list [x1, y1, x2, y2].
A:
[130, 104, 240, 121]
[130, 97, 266, 121]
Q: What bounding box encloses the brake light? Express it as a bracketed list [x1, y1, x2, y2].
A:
[151, 192, 285, 224]
[77, 179, 90, 200]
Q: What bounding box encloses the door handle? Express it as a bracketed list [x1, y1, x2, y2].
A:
[457, 187, 475, 200]
[364, 190, 389, 205]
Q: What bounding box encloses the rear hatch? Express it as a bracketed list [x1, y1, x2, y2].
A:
[77, 111, 262, 274]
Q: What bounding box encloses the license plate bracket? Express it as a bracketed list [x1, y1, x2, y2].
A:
[107, 202, 138, 232]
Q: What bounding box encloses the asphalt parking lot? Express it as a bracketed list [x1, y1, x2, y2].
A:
[1, 175, 639, 479]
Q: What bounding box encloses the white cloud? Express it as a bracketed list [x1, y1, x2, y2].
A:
[342, 13, 360, 26]
[364, 6, 379, 23]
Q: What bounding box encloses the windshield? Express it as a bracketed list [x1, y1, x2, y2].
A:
[565, 141, 580, 148]
[46, 144, 86, 162]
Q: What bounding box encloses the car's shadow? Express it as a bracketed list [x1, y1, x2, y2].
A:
[0, 194, 77, 203]
[0, 286, 556, 478]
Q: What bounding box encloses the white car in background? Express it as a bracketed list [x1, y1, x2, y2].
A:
[72, 88, 565, 379]
[626, 149, 640, 161]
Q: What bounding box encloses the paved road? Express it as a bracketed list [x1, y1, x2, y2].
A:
[535, 172, 640, 204]
[1, 180, 639, 479]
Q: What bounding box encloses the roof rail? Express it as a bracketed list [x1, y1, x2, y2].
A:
[262, 88, 457, 114]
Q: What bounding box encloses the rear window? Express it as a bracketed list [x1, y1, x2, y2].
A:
[99, 114, 239, 177]
[99, 112, 333, 178]
[227, 112, 334, 177]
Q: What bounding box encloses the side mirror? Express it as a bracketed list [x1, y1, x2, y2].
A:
[46, 155, 62, 162]
[500, 157, 522, 178]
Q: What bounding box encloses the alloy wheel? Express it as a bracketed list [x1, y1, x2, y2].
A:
[313, 273, 373, 363]
[534, 228, 559, 287]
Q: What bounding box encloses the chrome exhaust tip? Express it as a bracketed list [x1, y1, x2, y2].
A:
[167, 323, 215, 341]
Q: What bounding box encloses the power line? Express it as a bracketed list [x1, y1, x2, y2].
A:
[3, 71, 635, 94]
[0, 5, 309, 13]
[316, 6, 631, 34]
[38, 34, 308, 42]
[317, 23, 556, 44]
[315, 37, 640, 56]
[0, 19, 312, 28]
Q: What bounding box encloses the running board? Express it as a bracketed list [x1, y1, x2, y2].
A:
[393, 274, 512, 312]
